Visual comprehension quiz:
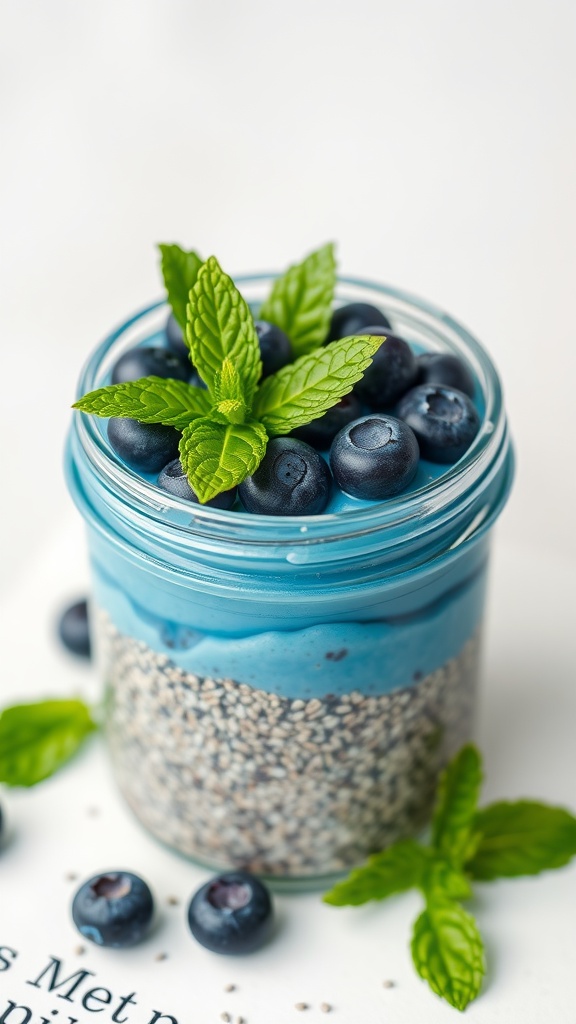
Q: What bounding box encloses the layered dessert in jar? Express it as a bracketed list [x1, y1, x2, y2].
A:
[66, 244, 513, 883]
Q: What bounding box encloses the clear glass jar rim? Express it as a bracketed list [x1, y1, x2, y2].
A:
[72, 273, 511, 549]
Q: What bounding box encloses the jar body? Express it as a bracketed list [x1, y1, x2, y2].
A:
[66, 276, 513, 884]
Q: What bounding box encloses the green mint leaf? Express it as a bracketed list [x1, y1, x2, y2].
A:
[158, 243, 203, 330]
[259, 242, 336, 357]
[73, 378, 211, 430]
[187, 256, 262, 405]
[432, 744, 483, 867]
[421, 858, 473, 902]
[466, 800, 576, 880]
[179, 416, 267, 503]
[411, 899, 485, 1012]
[323, 839, 428, 906]
[253, 334, 381, 436]
[0, 699, 97, 787]
[212, 357, 247, 424]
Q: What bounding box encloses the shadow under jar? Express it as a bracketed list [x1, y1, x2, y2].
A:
[65, 275, 514, 888]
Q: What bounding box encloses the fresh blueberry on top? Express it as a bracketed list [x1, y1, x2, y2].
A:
[354, 331, 417, 409]
[238, 437, 332, 516]
[111, 346, 190, 385]
[108, 418, 180, 473]
[72, 871, 154, 948]
[58, 599, 91, 659]
[254, 320, 292, 378]
[326, 302, 391, 343]
[158, 458, 237, 509]
[187, 871, 273, 955]
[417, 352, 475, 399]
[165, 312, 189, 359]
[292, 392, 362, 450]
[396, 384, 480, 463]
[330, 414, 419, 500]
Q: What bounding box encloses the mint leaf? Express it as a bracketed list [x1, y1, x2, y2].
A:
[421, 858, 473, 902]
[323, 840, 428, 906]
[187, 256, 262, 405]
[432, 744, 483, 867]
[212, 357, 248, 424]
[467, 800, 576, 880]
[179, 416, 267, 503]
[259, 242, 336, 357]
[0, 699, 97, 787]
[73, 378, 211, 430]
[253, 334, 381, 436]
[158, 243, 203, 330]
[411, 899, 485, 1012]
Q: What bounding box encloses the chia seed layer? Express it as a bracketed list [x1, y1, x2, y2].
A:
[99, 610, 480, 879]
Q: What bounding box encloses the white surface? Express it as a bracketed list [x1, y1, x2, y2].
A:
[0, 520, 575, 1022]
[1, 2, 576, 1019]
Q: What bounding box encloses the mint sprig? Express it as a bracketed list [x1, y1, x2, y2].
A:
[259, 242, 336, 357]
[74, 244, 381, 504]
[323, 743, 576, 1012]
[0, 699, 97, 787]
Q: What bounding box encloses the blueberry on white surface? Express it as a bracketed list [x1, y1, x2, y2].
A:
[330, 414, 419, 500]
[165, 312, 189, 359]
[72, 872, 154, 948]
[58, 599, 91, 659]
[292, 392, 362, 450]
[108, 418, 180, 473]
[187, 871, 273, 955]
[326, 302, 391, 343]
[254, 320, 292, 377]
[111, 346, 190, 385]
[158, 458, 237, 509]
[417, 352, 475, 399]
[354, 332, 417, 409]
[238, 437, 332, 516]
[396, 384, 480, 463]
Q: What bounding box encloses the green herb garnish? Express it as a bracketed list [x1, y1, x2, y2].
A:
[323, 744, 576, 1012]
[0, 699, 97, 787]
[74, 243, 381, 504]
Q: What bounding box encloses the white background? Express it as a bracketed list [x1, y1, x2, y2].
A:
[1, 2, 576, 1021]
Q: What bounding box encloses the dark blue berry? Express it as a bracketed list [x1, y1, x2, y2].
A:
[165, 312, 189, 358]
[396, 384, 480, 463]
[254, 320, 292, 377]
[354, 332, 417, 409]
[292, 392, 362, 450]
[417, 352, 475, 398]
[58, 599, 91, 659]
[187, 871, 273, 955]
[158, 459, 237, 509]
[111, 346, 190, 385]
[238, 438, 332, 516]
[327, 302, 391, 343]
[108, 418, 180, 473]
[330, 415, 419, 499]
[72, 872, 154, 948]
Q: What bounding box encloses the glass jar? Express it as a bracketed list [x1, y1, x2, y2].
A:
[65, 275, 514, 886]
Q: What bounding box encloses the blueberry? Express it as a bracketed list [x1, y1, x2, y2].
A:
[158, 458, 237, 509]
[111, 346, 190, 385]
[165, 312, 189, 358]
[108, 418, 180, 473]
[187, 871, 273, 955]
[238, 438, 332, 516]
[72, 872, 154, 948]
[417, 352, 475, 398]
[254, 320, 292, 377]
[57, 599, 91, 658]
[396, 384, 480, 463]
[292, 392, 362, 450]
[326, 302, 391, 343]
[330, 414, 419, 500]
[354, 331, 417, 409]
